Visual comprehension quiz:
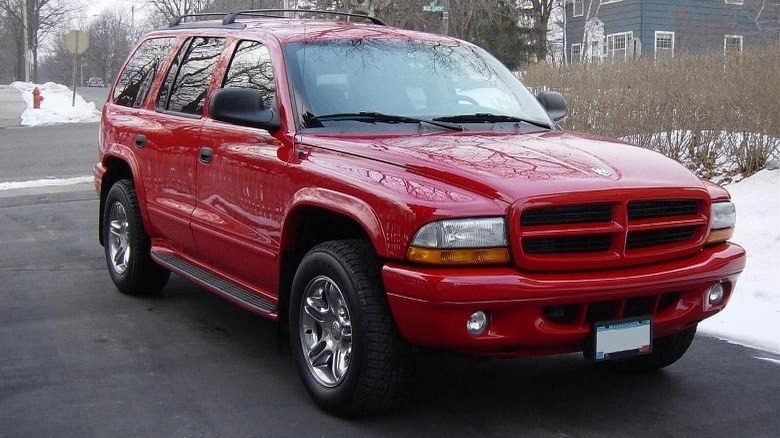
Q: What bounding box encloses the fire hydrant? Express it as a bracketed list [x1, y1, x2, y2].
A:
[32, 87, 44, 109]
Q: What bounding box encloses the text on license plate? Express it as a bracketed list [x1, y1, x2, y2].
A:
[594, 317, 652, 361]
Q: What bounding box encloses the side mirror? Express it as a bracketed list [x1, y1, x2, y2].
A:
[536, 90, 567, 122]
[209, 87, 280, 132]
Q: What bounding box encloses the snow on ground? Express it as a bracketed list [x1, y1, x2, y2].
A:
[10, 82, 100, 126]
[699, 169, 780, 354]
[0, 176, 93, 191]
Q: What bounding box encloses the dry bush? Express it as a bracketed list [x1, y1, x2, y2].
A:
[522, 45, 780, 177]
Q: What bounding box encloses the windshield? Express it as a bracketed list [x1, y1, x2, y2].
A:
[284, 38, 553, 131]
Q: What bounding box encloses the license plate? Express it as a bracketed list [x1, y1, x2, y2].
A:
[593, 317, 652, 361]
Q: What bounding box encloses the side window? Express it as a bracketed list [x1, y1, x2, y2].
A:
[156, 43, 186, 111]
[223, 40, 276, 109]
[113, 38, 174, 108]
[159, 37, 225, 116]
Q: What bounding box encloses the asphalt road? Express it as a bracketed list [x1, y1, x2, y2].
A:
[76, 87, 109, 110]
[1, 124, 779, 437]
[0, 123, 98, 183]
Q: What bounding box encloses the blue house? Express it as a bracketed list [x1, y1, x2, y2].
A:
[564, 0, 779, 62]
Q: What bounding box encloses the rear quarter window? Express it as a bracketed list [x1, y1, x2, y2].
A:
[113, 38, 175, 108]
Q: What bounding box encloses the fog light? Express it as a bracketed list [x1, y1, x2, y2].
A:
[466, 311, 488, 336]
[708, 283, 725, 304]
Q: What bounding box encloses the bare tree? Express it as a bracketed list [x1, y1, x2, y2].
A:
[0, 0, 76, 81]
[0, 10, 16, 82]
[580, 0, 601, 62]
[83, 9, 134, 84]
[544, 0, 566, 64]
[519, 0, 556, 62]
[146, 0, 216, 24]
[750, 0, 780, 36]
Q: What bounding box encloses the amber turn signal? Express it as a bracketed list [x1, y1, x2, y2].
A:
[706, 227, 734, 244]
[407, 247, 510, 265]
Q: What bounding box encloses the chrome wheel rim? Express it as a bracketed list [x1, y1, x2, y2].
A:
[107, 201, 131, 275]
[299, 275, 353, 387]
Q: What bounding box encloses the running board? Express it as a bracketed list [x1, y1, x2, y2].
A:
[152, 251, 276, 315]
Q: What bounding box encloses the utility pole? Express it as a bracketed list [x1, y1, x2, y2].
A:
[22, 0, 30, 82]
[442, 0, 449, 35]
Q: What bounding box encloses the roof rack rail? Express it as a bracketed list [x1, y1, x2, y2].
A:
[221, 9, 387, 26]
[169, 13, 229, 27]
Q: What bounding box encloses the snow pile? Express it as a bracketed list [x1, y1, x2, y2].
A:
[621, 130, 780, 185]
[10, 82, 100, 126]
[700, 169, 780, 354]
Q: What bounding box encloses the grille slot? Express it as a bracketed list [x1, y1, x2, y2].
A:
[628, 200, 699, 220]
[522, 234, 612, 254]
[543, 292, 682, 325]
[626, 226, 697, 249]
[521, 204, 612, 226]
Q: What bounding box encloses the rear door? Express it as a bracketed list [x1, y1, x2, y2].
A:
[140, 36, 227, 255]
[106, 37, 179, 242]
[192, 39, 288, 292]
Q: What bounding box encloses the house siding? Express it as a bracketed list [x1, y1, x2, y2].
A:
[565, 0, 779, 60]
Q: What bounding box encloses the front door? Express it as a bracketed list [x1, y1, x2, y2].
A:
[192, 39, 288, 294]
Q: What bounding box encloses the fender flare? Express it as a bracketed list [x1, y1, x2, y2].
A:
[283, 187, 389, 257]
[100, 146, 153, 237]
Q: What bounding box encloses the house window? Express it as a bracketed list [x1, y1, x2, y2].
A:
[725, 0, 743, 5]
[724, 35, 743, 53]
[655, 31, 675, 60]
[571, 43, 582, 62]
[574, 0, 584, 17]
[606, 32, 632, 61]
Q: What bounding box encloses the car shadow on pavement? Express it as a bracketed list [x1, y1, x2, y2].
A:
[137, 275, 776, 437]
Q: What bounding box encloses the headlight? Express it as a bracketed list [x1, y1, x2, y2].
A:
[408, 217, 510, 265]
[707, 201, 736, 244]
[710, 202, 736, 229]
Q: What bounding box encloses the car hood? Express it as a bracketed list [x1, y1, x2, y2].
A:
[300, 130, 705, 203]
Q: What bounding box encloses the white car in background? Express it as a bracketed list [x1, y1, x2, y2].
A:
[86, 77, 105, 87]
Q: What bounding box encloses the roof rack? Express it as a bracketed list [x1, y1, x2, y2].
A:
[222, 9, 386, 26]
[168, 9, 387, 28]
[169, 13, 230, 27]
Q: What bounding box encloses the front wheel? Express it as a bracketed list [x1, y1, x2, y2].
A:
[289, 240, 411, 417]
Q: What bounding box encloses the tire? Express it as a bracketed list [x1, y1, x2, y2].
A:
[103, 179, 169, 295]
[597, 325, 698, 373]
[289, 239, 411, 417]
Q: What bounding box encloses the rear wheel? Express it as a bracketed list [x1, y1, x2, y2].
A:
[289, 240, 411, 417]
[103, 179, 169, 295]
[598, 325, 697, 372]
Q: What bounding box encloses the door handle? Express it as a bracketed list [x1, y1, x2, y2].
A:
[134, 134, 146, 148]
[199, 147, 214, 164]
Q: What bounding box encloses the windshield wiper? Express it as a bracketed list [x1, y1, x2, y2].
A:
[433, 113, 551, 129]
[310, 112, 463, 131]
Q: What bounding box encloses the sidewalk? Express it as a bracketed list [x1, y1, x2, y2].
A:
[0, 85, 25, 128]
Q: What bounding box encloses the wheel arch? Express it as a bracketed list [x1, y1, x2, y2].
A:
[276, 189, 389, 342]
[98, 154, 145, 245]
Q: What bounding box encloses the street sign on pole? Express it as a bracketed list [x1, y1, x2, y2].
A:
[65, 30, 89, 107]
[422, 0, 444, 12]
[422, 0, 449, 34]
[65, 30, 89, 55]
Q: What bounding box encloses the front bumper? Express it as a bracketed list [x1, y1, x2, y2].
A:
[383, 242, 746, 356]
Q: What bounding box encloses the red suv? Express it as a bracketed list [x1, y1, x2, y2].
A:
[94, 10, 746, 417]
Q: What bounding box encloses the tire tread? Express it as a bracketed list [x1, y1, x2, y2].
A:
[104, 179, 169, 295]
